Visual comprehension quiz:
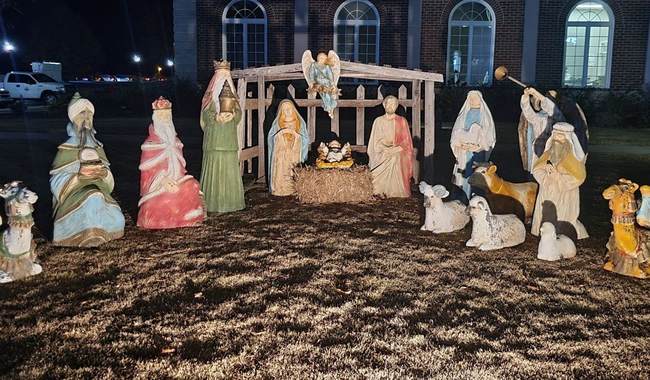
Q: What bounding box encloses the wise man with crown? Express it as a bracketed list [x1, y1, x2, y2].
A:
[137, 97, 206, 229]
[199, 60, 245, 213]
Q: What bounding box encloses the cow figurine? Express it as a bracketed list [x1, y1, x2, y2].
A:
[467, 195, 526, 251]
[0, 181, 41, 283]
[468, 163, 537, 222]
[419, 182, 470, 233]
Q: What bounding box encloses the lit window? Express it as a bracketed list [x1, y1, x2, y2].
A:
[446, 0, 496, 86]
[222, 0, 267, 69]
[563, 1, 613, 88]
[334, 0, 380, 65]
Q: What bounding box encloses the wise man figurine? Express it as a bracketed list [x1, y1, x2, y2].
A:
[450, 90, 496, 198]
[138, 97, 206, 229]
[518, 87, 563, 173]
[199, 60, 245, 213]
[367, 95, 414, 198]
[267, 100, 310, 196]
[638, 186, 650, 228]
[50, 93, 125, 247]
[531, 122, 588, 240]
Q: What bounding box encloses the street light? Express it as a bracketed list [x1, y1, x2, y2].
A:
[132, 54, 142, 63]
[166, 59, 174, 67]
[3, 41, 16, 53]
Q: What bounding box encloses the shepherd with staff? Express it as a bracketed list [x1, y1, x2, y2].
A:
[494, 66, 589, 173]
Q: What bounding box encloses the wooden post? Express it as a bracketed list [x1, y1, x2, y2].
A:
[287, 84, 296, 99]
[411, 80, 421, 139]
[356, 85, 365, 146]
[424, 80, 435, 157]
[257, 77, 266, 179]
[331, 107, 339, 137]
[398, 85, 407, 102]
[247, 107, 253, 174]
[237, 78, 247, 174]
[266, 84, 274, 111]
[307, 90, 316, 143]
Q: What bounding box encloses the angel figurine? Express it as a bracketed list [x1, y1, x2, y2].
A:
[302, 50, 341, 118]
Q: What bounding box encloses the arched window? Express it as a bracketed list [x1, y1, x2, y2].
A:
[222, 0, 267, 69]
[334, 0, 380, 64]
[446, 0, 496, 86]
[563, 1, 614, 88]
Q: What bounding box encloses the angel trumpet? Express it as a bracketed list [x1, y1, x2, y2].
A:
[494, 66, 527, 88]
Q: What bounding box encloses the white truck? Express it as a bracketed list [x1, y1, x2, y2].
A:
[2, 71, 66, 105]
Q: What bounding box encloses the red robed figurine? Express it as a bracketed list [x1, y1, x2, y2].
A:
[137, 97, 206, 229]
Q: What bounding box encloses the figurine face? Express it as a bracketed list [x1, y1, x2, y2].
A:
[280, 103, 296, 121]
[384, 97, 398, 114]
[153, 109, 172, 124]
[469, 93, 481, 109]
[73, 110, 93, 130]
[316, 53, 327, 64]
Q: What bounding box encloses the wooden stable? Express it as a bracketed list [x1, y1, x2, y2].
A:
[230, 61, 443, 179]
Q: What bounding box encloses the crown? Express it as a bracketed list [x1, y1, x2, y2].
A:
[214, 59, 231, 70]
[152, 96, 172, 110]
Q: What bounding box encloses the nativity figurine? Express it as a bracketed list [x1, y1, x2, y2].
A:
[200, 60, 245, 213]
[316, 140, 353, 169]
[537, 222, 576, 261]
[466, 195, 526, 251]
[0, 181, 41, 283]
[419, 182, 469, 234]
[50, 93, 125, 247]
[368, 95, 414, 198]
[450, 90, 496, 198]
[267, 100, 310, 196]
[138, 97, 206, 229]
[603, 178, 650, 279]
[301, 50, 341, 118]
[638, 185, 650, 228]
[531, 122, 588, 240]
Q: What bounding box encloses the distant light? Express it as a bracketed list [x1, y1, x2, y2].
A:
[166, 59, 174, 67]
[3, 41, 16, 53]
[132, 54, 142, 63]
[157, 66, 162, 72]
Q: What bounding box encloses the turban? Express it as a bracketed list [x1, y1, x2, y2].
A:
[67, 92, 95, 121]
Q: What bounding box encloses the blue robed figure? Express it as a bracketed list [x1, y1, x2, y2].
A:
[302, 50, 341, 119]
[267, 100, 310, 196]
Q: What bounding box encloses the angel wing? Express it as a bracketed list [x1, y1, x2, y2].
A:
[301, 50, 315, 88]
[327, 50, 341, 87]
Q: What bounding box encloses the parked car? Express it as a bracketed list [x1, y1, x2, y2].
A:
[2, 71, 66, 105]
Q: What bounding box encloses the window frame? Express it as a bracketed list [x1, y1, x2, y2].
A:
[562, 0, 614, 89]
[333, 0, 381, 65]
[445, 0, 497, 86]
[221, 0, 268, 69]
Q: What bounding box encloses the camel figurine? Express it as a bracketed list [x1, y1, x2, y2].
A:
[602, 178, 650, 279]
[0, 181, 41, 283]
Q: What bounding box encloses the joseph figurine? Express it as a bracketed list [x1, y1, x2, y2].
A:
[199, 60, 245, 213]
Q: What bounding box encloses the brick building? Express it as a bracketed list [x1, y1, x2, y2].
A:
[174, 0, 650, 90]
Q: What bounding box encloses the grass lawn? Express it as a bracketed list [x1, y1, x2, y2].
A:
[0, 117, 649, 378]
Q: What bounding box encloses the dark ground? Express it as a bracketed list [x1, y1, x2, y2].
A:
[0, 113, 649, 379]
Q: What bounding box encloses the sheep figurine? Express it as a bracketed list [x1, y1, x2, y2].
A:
[419, 182, 469, 233]
[466, 195, 526, 250]
[537, 222, 576, 261]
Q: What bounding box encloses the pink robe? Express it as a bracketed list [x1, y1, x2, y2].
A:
[137, 125, 205, 229]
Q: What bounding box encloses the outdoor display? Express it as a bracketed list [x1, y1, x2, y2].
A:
[316, 140, 353, 169]
[530, 122, 588, 240]
[603, 179, 650, 279]
[466, 195, 526, 251]
[301, 50, 341, 118]
[367, 95, 414, 198]
[50, 93, 125, 247]
[450, 90, 496, 198]
[267, 99, 309, 196]
[137, 97, 206, 229]
[199, 60, 245, 213]
[419, 182, 470, 234]
[0, 181, 41, 283]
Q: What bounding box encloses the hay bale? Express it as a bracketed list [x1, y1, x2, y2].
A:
[294, 166, 374, 204]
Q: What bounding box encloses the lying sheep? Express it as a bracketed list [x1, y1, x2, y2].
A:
[419, 182, 470, 233]
[537, 222, 576, 261]
[466, 195, 526, 251]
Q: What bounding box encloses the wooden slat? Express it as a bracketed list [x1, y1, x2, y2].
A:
[411, 80, 422, 139]
[331, 107, 339, 136]
[351, 145, 367, 153]
[266, 84, 275, 111]
[245, 99, 273, 108]
[424, 80, 435, 157]
[307, 91, 316, 143]
[292, 98, 416, 108]
[246, 108, 253, 147]
[355, 85, 365, 146]
[257, 77, 266, 179]
[239, 146, 259, 161]
[231, 63, 303, 78]
[377, 85, 384, 100]
[398, 85, 407, 102]
[236, 78, 247, 158]
[287, 84, 295, 99]
[342, 61, 444, 82]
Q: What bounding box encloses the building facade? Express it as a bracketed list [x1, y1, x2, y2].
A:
[174, 0, 650, 90]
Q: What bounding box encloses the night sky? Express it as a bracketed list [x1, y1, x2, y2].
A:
[0, 0, 173, 78]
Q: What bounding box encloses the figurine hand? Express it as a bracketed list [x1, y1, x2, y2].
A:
[217, 112, 234, 123]
[545, 164, 556, 175]
[162, 177, 179, 193]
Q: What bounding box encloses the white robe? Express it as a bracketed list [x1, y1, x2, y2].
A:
[270, 129, 302, 196]
[368, 115, 409, 198]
